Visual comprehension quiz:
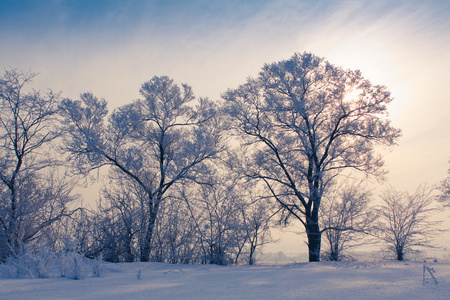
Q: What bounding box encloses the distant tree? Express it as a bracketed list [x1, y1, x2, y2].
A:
[59, 76, 224, 261]
[0, 69, 78, 261]
[224, 149, 277, 265]
[240, 197, 275, 265]
[181, 177, 245, 265]
[151, 196, 199, 264]
[65, 208, 95, 257]
[375, 185, 442, 261]
[93, 171, 146, 262]
[441, 178, 450, 202]
[223, 52, 400, 261]
[438, 161, 449, 203]
[320, 182, 375, 261]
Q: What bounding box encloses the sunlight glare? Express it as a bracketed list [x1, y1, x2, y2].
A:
[342, 89, 362, 104]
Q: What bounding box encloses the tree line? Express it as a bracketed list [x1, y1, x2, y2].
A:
[1, 53, 448, 265]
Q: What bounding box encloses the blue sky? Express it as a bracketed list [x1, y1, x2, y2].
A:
[1, 1, 450, 250]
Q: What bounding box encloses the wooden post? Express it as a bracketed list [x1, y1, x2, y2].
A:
[423, 263, 438, 284]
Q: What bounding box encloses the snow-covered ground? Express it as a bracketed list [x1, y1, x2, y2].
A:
[1, 260, 449, 299]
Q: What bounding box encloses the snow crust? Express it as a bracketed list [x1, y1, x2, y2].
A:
[1, 261, 449, 299]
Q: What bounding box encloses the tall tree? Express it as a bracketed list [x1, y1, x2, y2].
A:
[60, 76, 224, 261]
[223, 52, 400, 261]
[0, 69, 77, 260]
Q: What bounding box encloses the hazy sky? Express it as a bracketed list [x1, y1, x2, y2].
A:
[1, 0, 449, 252]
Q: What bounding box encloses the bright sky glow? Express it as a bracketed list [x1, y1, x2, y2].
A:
[342, 89, 362, 105]
[1, 0, 449, 253]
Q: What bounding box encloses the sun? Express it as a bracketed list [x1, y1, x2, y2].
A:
[342, 89, 362, 104]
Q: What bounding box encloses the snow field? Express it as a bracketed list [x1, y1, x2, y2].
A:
[1, 261, 449, 299]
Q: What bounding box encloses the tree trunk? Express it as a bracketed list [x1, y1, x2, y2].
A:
[140, 203, 159, 262]
[6, 181, 20, 260]
[306, 186, 322, 262]
[124, 230, 134, 262]
[396, 247, 404, 261]
[328, 241, 339, 261]
[248, 241, 256, 265]
[307, 221, 321, 262]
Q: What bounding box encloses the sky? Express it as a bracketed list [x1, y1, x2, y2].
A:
[1, 0, 450, 253]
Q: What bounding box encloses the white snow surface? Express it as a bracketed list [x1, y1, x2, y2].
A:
[1, 261, 449, 299]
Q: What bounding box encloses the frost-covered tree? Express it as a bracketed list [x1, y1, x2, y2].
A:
[0, 69, 78, 261]
[92, 171, 146, 262]
[60, 76, 224, 261]
[177, 168, 275, 265]
[441, 178, 450, 202]
[151, 196, 199, 263]
[181, 178, 245, 265]
[223, 52, 400, 261]
[438, 161, 449, 203]
[375, 185, 441, 261]
[321, 183, 375, 261]
[240, 198, 275, 265]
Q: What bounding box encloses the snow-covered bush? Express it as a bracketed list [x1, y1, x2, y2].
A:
[92, 253, 104, 278]
[0, 245, 56, 278]
[0, 243, 104, 279]
[58, 240, 104, 279]
[58, 251, 90, 280]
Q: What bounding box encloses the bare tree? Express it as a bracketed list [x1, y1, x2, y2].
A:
[93, 171, 146, 262]
[240, 198, 275, 265]
[375, 185, 442, 261]
[151, 196, 199, 264]
[441, 178, 450, 202]
[223, 52, 400, 261]
[59, 76, 225, 261]
[224, 148, 278, 265]
[438, 161, 449, 203]
[320, 182, 375, 261]
[0, 69, 78, 261]
[182, 178, 245, 265]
